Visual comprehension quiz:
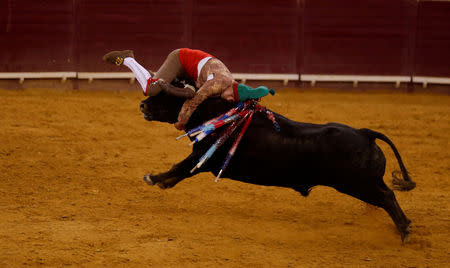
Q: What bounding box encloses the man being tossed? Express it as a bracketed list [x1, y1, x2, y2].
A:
[103, 48, 274, 130]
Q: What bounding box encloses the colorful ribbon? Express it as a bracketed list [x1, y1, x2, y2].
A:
[176, 100, 280, 181]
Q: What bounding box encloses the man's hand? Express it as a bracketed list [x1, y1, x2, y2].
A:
[174, 121, 186, 131]
[184, 84, 196, 94]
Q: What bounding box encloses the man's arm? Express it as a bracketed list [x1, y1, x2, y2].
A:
[156, 79, 195, 99]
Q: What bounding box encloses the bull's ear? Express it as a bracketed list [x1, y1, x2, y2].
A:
[159, 80, 195, 99]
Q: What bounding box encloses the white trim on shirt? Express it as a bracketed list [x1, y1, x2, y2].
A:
[197, 56, 212, 79]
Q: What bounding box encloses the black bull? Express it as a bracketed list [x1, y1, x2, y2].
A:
[139, 92, 416, 242]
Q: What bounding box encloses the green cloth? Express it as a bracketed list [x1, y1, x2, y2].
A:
[237, 84, 275, 101]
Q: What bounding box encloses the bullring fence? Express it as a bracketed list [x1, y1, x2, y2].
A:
[0, 0, 449, 88]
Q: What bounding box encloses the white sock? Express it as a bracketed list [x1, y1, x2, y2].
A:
[123, 58, 151, 93]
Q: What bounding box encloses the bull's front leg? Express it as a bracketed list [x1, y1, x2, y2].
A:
[143, 152, 201, 189]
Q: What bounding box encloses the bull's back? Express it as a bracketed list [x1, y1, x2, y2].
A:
[224, 112, 385, 187]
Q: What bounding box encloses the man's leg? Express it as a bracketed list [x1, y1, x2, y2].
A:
[148, 49, 186, 96]
[123, 58, 151, 93]
[103, 50, 153, 94]
[103, 49, 186, 96]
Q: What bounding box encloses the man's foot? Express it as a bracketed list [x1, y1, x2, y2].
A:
[102, 50, 134, 66]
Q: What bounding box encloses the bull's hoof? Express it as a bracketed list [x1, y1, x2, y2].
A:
[156, 182, 168, 189]
[143, 174, 154, 186]
[143, 174, 178, 189]
[401, 232, 410, 244]
[400, 224, 411, 244]
[156, 177, 179, 189]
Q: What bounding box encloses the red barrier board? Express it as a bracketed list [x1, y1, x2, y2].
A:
[0, 0, 75, 72]
[0, 0, 449, 80]
[190, 0, 299, 73]
[414, 1, 450, 77]
[301, 0, 417, 76]
[76, 0, 188, 72]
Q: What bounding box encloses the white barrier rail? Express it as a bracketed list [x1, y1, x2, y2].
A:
[301, 74, 411, 88]
[0, 72, 77, 84]
[77, 72, 135, 84]
[77, 72, 300, 86]
[0, 72, 449, 88]
[232, 73, 299, 85]
[412, 76, 450, 88]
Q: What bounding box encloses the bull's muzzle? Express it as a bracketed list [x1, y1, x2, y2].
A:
[139, 102, 153, 121]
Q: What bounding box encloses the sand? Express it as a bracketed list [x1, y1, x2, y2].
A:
[0, 87, 448, 267]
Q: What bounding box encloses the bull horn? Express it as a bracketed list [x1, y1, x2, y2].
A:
[158, 79, 195, 99]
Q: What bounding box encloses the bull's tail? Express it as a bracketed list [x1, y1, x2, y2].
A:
[360, 128, 416, 191]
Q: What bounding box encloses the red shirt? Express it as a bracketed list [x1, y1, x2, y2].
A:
[178, 48, 213, 80]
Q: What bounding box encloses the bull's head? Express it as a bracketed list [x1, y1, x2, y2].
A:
[139, 92, 185, 124]
[139, 86, 234, 129]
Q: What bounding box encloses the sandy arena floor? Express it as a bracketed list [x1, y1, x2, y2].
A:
[0, 87, 448, 267]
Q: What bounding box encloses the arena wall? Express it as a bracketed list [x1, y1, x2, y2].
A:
[0, 0, 449, 85]
[301, 0, 416, 76]
[0, 0, 75, 72]
[414, 0, 450, 77]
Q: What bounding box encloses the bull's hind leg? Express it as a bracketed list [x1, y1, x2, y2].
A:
[381, 188, 412, 242]
[334, 178, 411, 242]
[144, 153, 201, 189]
